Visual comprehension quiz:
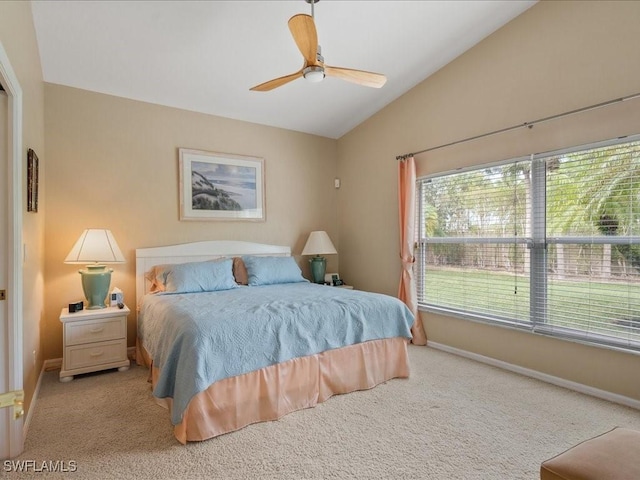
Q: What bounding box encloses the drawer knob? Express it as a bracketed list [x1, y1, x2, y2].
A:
[89, 350, 104, 357]
[89, 327, 105, 333]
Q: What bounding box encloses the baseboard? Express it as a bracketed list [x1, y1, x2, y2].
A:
[427, 341, 640, 410]
[44, 358, 62, 371]
[22, 373, 39, 438]
[24, 359, 55, 438]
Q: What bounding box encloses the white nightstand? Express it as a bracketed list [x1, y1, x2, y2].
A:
[59, 305, 130, 382]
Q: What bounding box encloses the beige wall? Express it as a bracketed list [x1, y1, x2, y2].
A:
[337, 1, 640, 400]
[43, 84, 339, 359]
[5, 0, 639, 417]
[0, 1, 46, 413]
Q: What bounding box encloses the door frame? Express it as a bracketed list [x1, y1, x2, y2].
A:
[0, 40, 24, 458]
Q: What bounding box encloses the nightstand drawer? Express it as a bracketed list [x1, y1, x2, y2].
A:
[64, 339, 127, 370]
[65, 316, 126, 346]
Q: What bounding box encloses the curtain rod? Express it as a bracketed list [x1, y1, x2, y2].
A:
[395, 91, 640, 161]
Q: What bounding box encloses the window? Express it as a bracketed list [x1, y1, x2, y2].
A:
[417, 137, 640, 351]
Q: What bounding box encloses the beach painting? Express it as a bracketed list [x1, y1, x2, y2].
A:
[179, 149, 265, 221]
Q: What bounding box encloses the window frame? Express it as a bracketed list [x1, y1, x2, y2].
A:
[416, 134, 640, 352]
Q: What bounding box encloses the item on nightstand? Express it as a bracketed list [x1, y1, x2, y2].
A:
[68, 301, 84, 313]
[64, 229, 126, 310]
[324, 272, 339, 285]
[109, 287, 124, 307]
[302, 231, 337, 284]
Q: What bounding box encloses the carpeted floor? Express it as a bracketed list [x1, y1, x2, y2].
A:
[10, 346, 640, 479]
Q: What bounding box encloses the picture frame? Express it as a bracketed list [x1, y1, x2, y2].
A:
[179, 148, 265, 221]
[27, 148, 39, 212]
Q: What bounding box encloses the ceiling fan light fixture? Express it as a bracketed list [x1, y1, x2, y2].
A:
[249, 3, 386, 92]
[303, 65, 325, 83]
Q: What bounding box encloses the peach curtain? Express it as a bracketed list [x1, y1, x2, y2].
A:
[398, 156, 427, 345]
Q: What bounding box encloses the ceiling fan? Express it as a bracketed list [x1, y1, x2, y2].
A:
[250, 0, 386, 92]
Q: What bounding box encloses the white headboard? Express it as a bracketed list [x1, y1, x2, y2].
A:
[135, 240, 291, 309]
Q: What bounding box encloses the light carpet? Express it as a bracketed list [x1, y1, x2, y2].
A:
[10, 346, 640, 479]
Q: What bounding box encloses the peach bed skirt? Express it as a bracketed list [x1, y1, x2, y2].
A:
[137, 337, 410, 444]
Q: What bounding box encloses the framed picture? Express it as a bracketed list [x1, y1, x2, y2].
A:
[179, 148, 265, 221]
[27, 148, 39, 212]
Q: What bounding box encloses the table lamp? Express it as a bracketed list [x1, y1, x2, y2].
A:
[64, 229, 126, 309]
[301, 231, 337, 284]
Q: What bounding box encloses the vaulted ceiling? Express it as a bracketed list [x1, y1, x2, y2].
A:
[31, 0, 536, 139]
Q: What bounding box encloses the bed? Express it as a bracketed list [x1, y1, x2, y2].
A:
[135, 240, 414, 443]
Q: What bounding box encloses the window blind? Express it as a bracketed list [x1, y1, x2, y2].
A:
[417, 160, 531, 326]
[540, 140, 640, 348]
[417, 136, 640, 351]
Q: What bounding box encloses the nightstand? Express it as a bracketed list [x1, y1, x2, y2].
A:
[59, 305, 130, 382]
[334, 285, 353, 289]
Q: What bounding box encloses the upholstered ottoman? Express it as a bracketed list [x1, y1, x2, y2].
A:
[540, 427, 640, 480]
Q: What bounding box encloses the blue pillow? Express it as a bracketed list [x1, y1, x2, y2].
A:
[163, 259, 237, 293]
[242, 255, 307, 286]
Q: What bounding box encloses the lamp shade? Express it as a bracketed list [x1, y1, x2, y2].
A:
[301, 231, 336, 284]
[65, 229, 125, 309]
[301, 231, 337, 256]
[64, 229, 125, 265]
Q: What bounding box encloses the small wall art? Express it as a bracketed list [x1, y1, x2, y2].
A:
[27, 148, 39, 212]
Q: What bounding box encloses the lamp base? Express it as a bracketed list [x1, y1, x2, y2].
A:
[80, 265, 112, 309]
[309, 256, 326, 284]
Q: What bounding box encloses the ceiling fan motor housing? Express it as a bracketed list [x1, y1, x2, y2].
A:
[304, 46, 325, 82]
[249, 1, 386, 91]
[303, 65, 325, 82]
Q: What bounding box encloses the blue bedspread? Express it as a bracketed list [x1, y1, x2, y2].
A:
[138, 282, 414, 424]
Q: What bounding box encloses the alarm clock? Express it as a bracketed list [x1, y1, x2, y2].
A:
[68, 301, 84, 313]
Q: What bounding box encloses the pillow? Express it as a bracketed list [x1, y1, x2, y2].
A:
[232, 257, 249, 285]
[242, 255, 307, 286]
[145, 264, 173, 293]
[163, 258, 237, 294]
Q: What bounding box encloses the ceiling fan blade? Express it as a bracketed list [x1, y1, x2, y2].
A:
[324, 66, 387, 88]
[250, 69, 304, 92]
[288, 14, 318, 66]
